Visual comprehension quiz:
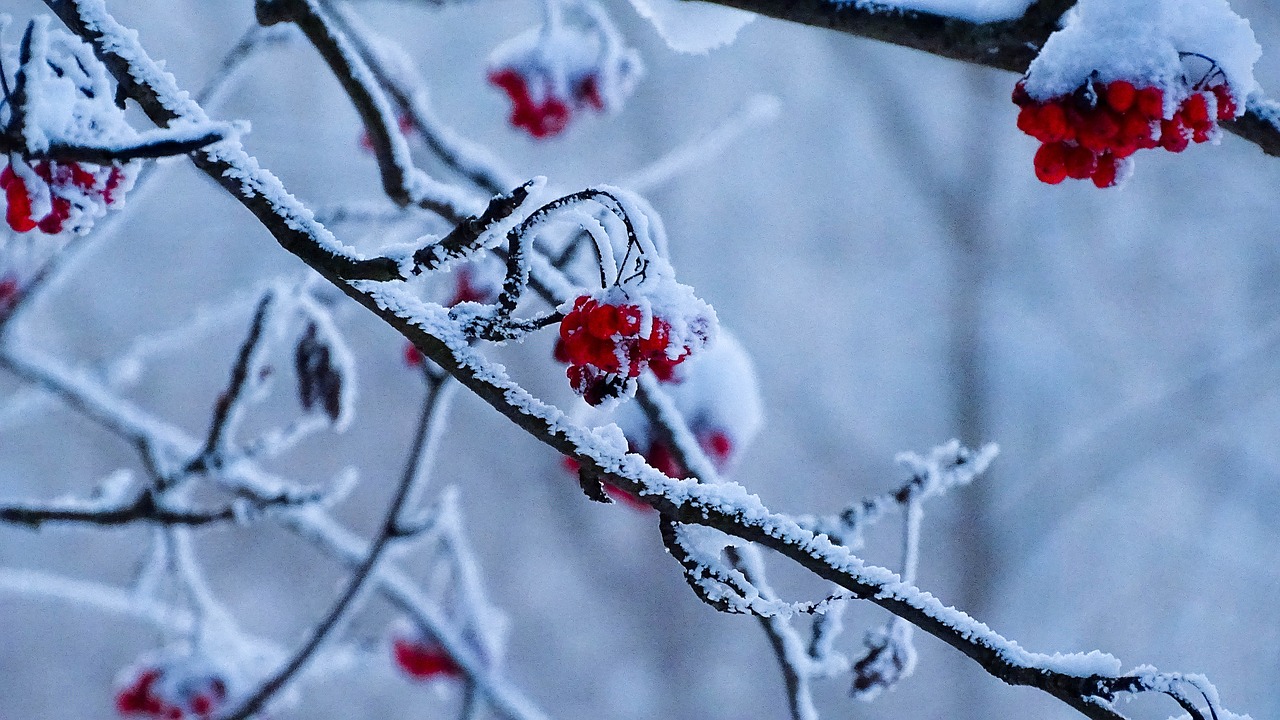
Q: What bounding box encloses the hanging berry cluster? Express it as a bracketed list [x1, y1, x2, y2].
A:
[1013, 0, 1260, 188]
[1, 23, 141, 234]
[555, 294, 707, 406]
[391, 635, 464, 681]
[1014, 72, 1239, 188]
[487, 0, 641, 139]
[2, 158, 130, 234]
[115, 664, 229, 720]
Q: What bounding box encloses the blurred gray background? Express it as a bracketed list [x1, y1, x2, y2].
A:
[2, 1, 1279, 719]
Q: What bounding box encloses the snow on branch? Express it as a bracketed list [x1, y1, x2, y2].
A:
[0, 481, 319, 529]
[0, 123, 240, 164]
[696, 0, 1280, 157]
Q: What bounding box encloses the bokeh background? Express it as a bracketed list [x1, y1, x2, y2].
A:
[3, 1, 1280, 719]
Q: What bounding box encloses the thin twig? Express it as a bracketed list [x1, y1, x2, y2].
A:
[220, 371, 452, 720]
[0, 127, 232, 163]
[191, 291, 277, 468]
[0, 490, 299, 528]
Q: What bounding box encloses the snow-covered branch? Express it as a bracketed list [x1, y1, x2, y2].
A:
[699, 0, 1280, 157]
[0, 485, 316, 529]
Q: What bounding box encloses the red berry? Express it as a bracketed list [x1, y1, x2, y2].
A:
[1063, 144, 1098, 180]
[69, 162, 96, 190]
[648, 352, 684, 382]
[701, 430, 734, 467]
[1183, 92, 1211, 126]
[1033, 142, 1068, 185]
[1212, 84, 1237, 120]
[616, 305, 641, 335]
[448, 267, 491, 306]
[575, 75, 605, 111]
[1077, 108, 1120, 152]
[1160, 115, 1190, 152]
[561, 454, 581, 475]
[392, 636, 463, 680]
[490, 68, 573, 139]
[4, 175, 37, 233]
[1011, 80, 1032, 107]
[404, 341, 425, 368]
[558, 297, 694, 401]
[37, 196, 71, 234]
[104, 167, 126, 205]
[190, 694, 213, 716]
[587, 303, 622, 339]
[1136, 86, 1165, 119]
[1038, 102, 1070, 142]
[646, 440, 685, 479]
[1105, 80, 1136, 113]
[1119, 110, 1156, 148]
[1091, 153, 1120, 188]
[1017, 104, 1043, 138]
[603, 482, 653, 510]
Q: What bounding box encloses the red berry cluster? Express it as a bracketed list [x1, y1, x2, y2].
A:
[2, 160, 126, 234]
[487, 68, 603, 139]
[392, 636, 463, 680]
[115, 667, 227, 720]
[562, 430, 734, 511]
[1014, 78, 1238, 187]
[555, 296, 690, 406]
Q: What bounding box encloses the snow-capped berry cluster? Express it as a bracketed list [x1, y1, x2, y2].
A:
[1017, 0, 1259, 187]
[1014, 75, 1239, 187]
[487, 0, 641, 139]
[2, 159, 130, 234]
[550, 188, 715, 405]
[555, 293, 707, 406]
[2, 24, 140, 233]
[391, 633, 463, 681]
[115, 661, 229, 720]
